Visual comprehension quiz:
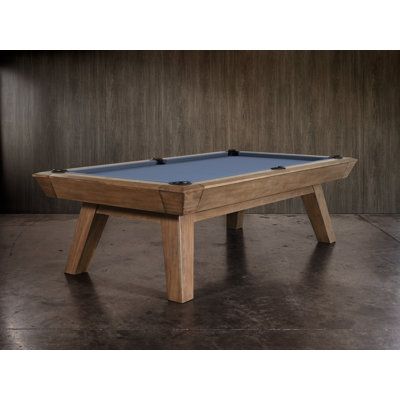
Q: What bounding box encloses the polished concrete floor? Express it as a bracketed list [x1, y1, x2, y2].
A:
[1, 213, 399, 349]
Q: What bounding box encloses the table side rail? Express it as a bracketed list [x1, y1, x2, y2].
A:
[195, 158, 356, 213]
[33, 157, 357, 216]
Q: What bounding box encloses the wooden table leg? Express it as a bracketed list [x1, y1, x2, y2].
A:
[226, 211, 245, 230]
[65, 203, 109, 274]
[161, 215, 194, 303]
[301, 184, 336, 244]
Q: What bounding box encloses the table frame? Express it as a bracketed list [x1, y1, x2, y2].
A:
[33, 152, 357, 303]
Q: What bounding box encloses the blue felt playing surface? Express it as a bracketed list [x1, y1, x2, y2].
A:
[70, 152, 328, 183]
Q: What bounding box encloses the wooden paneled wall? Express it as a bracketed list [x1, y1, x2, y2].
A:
[0, 51, 399, 213]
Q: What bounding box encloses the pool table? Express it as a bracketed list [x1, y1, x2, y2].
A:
[33, 150, 357, 303]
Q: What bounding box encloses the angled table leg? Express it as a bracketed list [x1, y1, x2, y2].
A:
[301, 184, 336, 244]
[65, 203, 109, 274]
[161, 215, 194, 303]
[226, 211, 245, 230]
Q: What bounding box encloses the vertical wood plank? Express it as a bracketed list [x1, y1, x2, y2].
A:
[361, 51, 400, 213]
[65, 203, 109, 274]
[160, 215, 194, 303]
[302, 185, 336, 244]
[255, 51, 364, 214]
[0, 51, 107, 213]
[1, 51, 399, 213]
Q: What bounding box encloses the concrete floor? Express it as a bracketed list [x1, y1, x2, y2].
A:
[1, 213, 399, 349]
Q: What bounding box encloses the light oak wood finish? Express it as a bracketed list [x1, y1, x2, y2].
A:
[32, 171, 206, 215]
[59, 182, 339, 301]
[97, 205, 169, 223]
[33, 152, 356, 303]
[94, 185, 315, 224]
[32, 173, 57, 197]
[161, 215, 195, 303]
[32, 157, 356, 216]
[49, 173, 168, 213]
[302, 185, 336, 244]
[193, 186, 314, 222]
[65, 203, 109, 274]
[227, 211, 244, 230]
[197, 159, 356, 212]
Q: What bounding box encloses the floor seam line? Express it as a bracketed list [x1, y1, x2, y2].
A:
[357, 214, 400, 244]
[4, 327, 398, 332]
[8, 228, 25, 257]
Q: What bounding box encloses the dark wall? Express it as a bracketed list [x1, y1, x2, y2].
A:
[0, 51, 399, 213]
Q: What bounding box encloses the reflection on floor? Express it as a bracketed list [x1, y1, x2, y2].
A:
[1, 214, 399, 349]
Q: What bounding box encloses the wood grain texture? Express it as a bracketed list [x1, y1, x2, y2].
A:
[193, 186, 314, 221]
[96, 205, 173, 222]
[1, 51, 106, 213]
[361, 52, 400, 213]
[197, 159, 354, 211]
[161, 214, 194, 303]
[302, 184, 336, 243]
[50, 173, 168, 213]
[64, 203, 109, 274]
[33, 157, 355, 215]
[1, 51, 399, 213]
